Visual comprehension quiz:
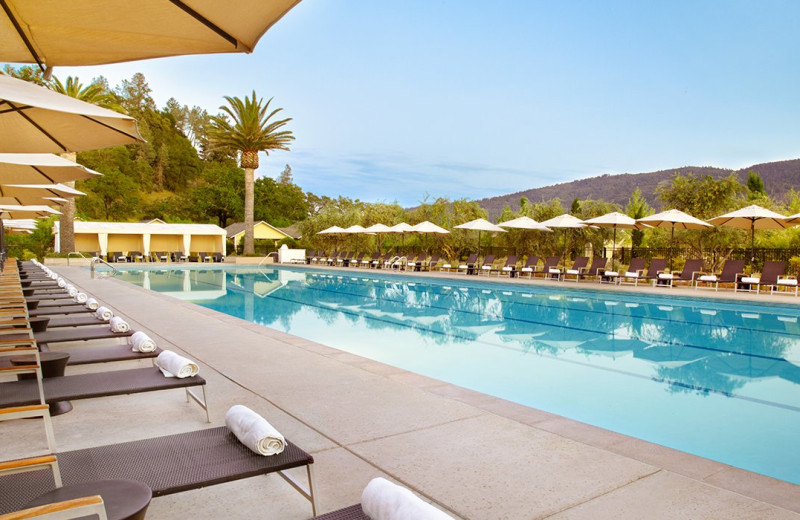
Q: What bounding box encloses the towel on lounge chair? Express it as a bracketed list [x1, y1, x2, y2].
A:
[85, 298, 100, 311]
[129, 331, 157, 352]
[109, 316, 130, 333]
[95, 306, 114, 321]
[225, 405, 286, 456]
[155, 350, 199, 378]
[57, 277, 66, 288]
[361, 477, 453, 520]
[66, 284, 78, 297]
[74, 292, 88, 304]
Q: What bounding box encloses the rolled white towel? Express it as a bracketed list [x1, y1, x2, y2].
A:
[85, 298, 100, 311]
[95, 306, 114, 321]
[155, 350, 199, 378]
[57, 277, 66, 288]
[129, 331, 157, 352]
[73, 292, 88, 304]
[361, 478, 453, 520]
[225, 405, 286, 456]
[49, 272, 58, 280]
[109, 316, 130, 333]
[67, 285, 78, 297]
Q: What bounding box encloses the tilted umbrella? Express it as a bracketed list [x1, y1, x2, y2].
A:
[0, 75, 143, 153]
[708, 205, 788, 268]
[0, 183, 85, 206]
[411, 221, 450, 254]
[0, 154, 102, 183]
[539, 214, 586, 267]
[0, 204, 60, 255]
[637, 209, 712, 270]
[454, 218, 506, 256]
[0, 0, 301, 71]
[317, 226, 346, 235]
[784, 213, 800, 226]
[584, 212, 651, 271]
[497, 216, 552, 232]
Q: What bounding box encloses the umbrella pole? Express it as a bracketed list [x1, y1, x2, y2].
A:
[750, 219, 755, 270]
[563, 229, 568, 267]
[478, 230, 482, 257]
[612, 226, 617, 271]
[669, 225, 675, 271]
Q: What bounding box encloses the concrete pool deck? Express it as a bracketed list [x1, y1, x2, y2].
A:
[2, 263, 799, 519]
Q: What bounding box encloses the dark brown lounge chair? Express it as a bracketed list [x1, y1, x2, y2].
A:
[494, 255, 518, 277]
[735, 260, 787, 294]
[0, 426, 316, 516]
[519, 256, 540, 278]
[694, 259, 747, 291]
[314, 505, 368, 519]
[0, 366, 207, 420]
[28, 304, 95, 316]
[535, 256, 561, 279]
[49, 343, 162, 366]
[654, 258, 703, 287]
[33, 326, 133, 344]
[559, 256, 589, 282]
[609, 257, 646, 285]
[477, 255, 496, 275]
[42, 315, 107, 328]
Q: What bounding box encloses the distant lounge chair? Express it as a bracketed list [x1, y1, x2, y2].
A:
[567, 256, 607, 282]
[619, 258, 663, 286]
[361, 253, 379, 267]
[212, 252, 224, 263]
[478, 255, 496, 275]
[772, 267, 800, 296]
[171, 251, 187, 262]
[654, 258, 703, 287]
[735, 260, 786, 294]
[557, 256, 589, 282]
[694, 259, 746, 291]
[519, 256, 540, 278]
[408, 252, 426, 272]
[457, 254, 479, 275]
[129, 251, 144, 263]
[0, 426, 316, 517]
[423, 254, 441, 271]
[495, 255, 518, 277]
[109, 252, 127, 263]
[606, 257, 646, 285]
[372, 253, 390, 269]
[534, 256, 561, 279]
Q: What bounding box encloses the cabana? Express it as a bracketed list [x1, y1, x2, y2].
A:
[53, 220, 226, 258]
[225, 221, 294, 251]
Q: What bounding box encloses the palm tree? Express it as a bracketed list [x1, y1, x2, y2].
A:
[48, 76, 116, 253]
[208, 92, 294, 255]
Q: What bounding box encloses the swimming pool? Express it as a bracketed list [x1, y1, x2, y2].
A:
[116, 265, 800, 485]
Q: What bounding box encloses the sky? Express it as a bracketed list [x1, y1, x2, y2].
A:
[44, 0, 800, 207]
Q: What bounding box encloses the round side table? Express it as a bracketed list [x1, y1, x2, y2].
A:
[10, 351, 72, 415]
[25, 479, 152, 520]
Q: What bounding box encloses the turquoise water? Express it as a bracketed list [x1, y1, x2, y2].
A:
[116, 265, 800, 485]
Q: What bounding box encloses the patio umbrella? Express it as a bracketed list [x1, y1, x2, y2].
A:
[364, 223, 393, 253]
[708, 205, 789, 268]
[411, 221, 450, 253]
[784, 213, 800, 226]
[584, 212, 650, 271]
[0, 154, 102, 184]
[497, 216, 552, 232]
[0, 183, 85, 206]
[0, 75, 143, 153]
[0, 0, 301, 71]
[388, 222, 415, 250]
[0, 204, 60, 255]
[454, 218, 506, 256]
[637, 209, 712, 270]
[539, 214, 586, 266]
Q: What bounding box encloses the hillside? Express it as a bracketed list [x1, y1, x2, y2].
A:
[477, 158, 800, 217]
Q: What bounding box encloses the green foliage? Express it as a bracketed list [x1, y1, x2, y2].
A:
[656, 173, 744, 219]
[625, 188, 653, 247]
[186, 161, 244, 227]
[570, 197, 581, 215]
[254, 175, 308, 227]
[746, 171, 767, 198]
[78, 169, 142, 220]
[2, 64, 46, 85]
[5, 218, 55, 259]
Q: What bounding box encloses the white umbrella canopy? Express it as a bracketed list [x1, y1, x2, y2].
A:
[412, 221, 450, 234]
[0, 75, 143, 153]
[388, 222, 415, 233]
[317, 225, 347, 235]
[0, 204, 60, 218]
[708, 205, 789, 266]
[638, 209, 713, 270]
[497, 215, 552, 231]
[454, 218, 506, 256]
[540, 214, 586, 265]
[364, 223, 393, 233]
[0, 183, 84, 206]
[342, 225, 370, 234]
[584, 212, 650, 271]
[0, 153, 102, 183]
[0, 0, 301, 68]
[785, 213, 800, 226]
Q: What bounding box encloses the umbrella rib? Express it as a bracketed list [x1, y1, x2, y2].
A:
[0, 0, 46, 73]
[169, 0, 241, 49]
[5, 101, 67, 151]
[31, 166, 55, 183]
[79, 114, 143, 141]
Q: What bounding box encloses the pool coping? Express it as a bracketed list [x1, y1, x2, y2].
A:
[105, 262, 800, 513]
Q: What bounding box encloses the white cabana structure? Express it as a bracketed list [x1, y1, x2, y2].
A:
[53, 220, 226, 258]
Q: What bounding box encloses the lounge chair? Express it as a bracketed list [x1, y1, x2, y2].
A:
[197, 252, 210, 263]
[407, 253, 426, 272]
[567, 256, 607, 282]
[348, 252, 365, 268]
[171, 251, 187, 262]
[494, 255, 518, 277]
[519, 256, 540, 278]
[620, 258, 666, 286]
[422, 254, 441, 271]
[361, 253, 379, 267]
[556, 256, 589, 282]
[772, 268, 800, 296]
[0, 366, 208, 420]
[735, 261, 786, 294]
[534, 256, 561, 279]
[129, 251, 144, 263]
[33, 326, 133, 345]
[372, 253, 390, 269]
[0, 426, 317, 517]
[654, 258, 703, 288]
[457, 254, 479, 275]
[213, 252, 224, 263]
[694, 259, 746, 291]
[604, 257, 646, 285]
[336, 252, 352, 267]
[478, 255, 496, 275]
[314, 505, 368, 519]
[108, 252, 127, 263]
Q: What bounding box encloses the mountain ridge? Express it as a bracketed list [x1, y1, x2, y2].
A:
[476, 158, 800, 217]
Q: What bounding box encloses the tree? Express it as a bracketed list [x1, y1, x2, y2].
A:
[79, 170, 141, 220]
[207, 92, 294, 254]
[746, 171, 767, 199]
[48, 74, 116, 253]
[625, 188, 653, 248]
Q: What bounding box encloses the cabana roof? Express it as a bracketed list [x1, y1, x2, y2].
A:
[55, 221, 226, 236]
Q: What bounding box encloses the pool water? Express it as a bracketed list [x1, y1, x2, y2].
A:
[117, 265, 800, 485]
